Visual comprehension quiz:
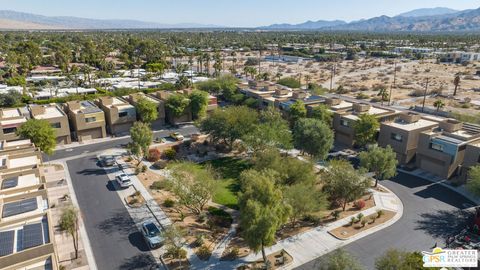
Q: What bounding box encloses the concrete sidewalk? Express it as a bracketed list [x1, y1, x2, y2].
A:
[239, 184, 404, 269]
[398, 168, 480, 205]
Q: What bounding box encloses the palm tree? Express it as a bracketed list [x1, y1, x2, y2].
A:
[377, 88, 389, 106]
[434, 100, 445, 112]
[453, 75, 461, 96]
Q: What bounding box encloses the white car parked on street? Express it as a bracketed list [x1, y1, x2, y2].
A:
[115, 173, 132, 188]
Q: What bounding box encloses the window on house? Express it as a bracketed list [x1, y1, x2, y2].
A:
[430, 142, 444, 152]
[85, 117, 96, 123]
[51, 122, 61, 129]
[340, 119, 349, 127]
[391, 133, 403, 142]
[118, 111, 128, 118]
[2, 127, 16, 134]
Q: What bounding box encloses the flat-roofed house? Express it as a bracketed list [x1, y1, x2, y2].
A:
[239, 81, 277, 100]
[29, 104, 71, 144]
[416, 119, 480, 179]
[0, 148, 42, 172]
[0, 189, 57, 270]
[152, 91, 192, 125]
[64, 100, 106, 142]
[126, 92, 165, 128]
[278, 92, 325, 112]
[0, 139, 35, 155]
[0, 168, 46, 197]
[0, 107, 29, 142]
[261, 88, 293, 108]
[378, 112, 440, 164]
[333, 103, 398, 147]
[96, 96, 136, 135]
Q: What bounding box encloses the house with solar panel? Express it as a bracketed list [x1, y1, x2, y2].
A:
[0, 140, 57, 270]
[64, 100, 107, 142]
[29, 104, 72, 145]
[0, 107, 30, 142]
[95, 96, 137, 136]
[416, 119, 480, 179]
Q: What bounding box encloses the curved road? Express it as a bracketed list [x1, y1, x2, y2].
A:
[296, 172, 475, 269]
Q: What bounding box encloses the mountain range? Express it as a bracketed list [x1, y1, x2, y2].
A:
[0, 7, 480, 31]
[0, 10, 220, 29]
[261, 7, 480, 31]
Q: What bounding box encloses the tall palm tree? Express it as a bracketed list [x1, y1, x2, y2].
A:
[453, 75, 461, 96]
[434, 100, 445, 112]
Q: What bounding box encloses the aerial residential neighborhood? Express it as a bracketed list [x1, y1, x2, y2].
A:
[2, 1, 480, 270]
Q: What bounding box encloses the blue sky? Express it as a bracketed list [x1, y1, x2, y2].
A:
[0, 0, 478, 27]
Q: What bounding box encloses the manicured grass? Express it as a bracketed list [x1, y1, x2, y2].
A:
[202, 157, 251, 210]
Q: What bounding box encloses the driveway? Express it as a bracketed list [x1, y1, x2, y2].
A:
[67, 155, 157, 270]
[295, 172, 475, 269]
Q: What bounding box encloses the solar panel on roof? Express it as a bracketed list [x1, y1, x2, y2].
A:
[2, 197, 38, 218]
[0, 230, 15, 257]
[22, 223, 44, 249]
[1, 177, 18, 190]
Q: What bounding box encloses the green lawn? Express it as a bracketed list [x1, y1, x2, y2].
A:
[202, 157, 251, 210]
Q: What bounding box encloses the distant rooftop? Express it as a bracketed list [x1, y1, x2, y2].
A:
[30, 105, 64, 120]
[386, 118, 438, 131]
[68, 101, 102, 114]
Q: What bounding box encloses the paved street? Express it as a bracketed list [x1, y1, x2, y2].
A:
[67, 155, 157, 270]
[48, 125, 199, 161]
[295, 172, 475, 269]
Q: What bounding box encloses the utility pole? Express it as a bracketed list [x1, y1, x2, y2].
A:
[422, 78, 430, 112]
[329, 61, 336, 92]
[389, 60, 397, 106]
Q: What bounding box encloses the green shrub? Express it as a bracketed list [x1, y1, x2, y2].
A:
[193, 234, 204, 247]
[164, 148, 177, 160]
[350, 217, 356, 226]
[361, 218, 367, 227]
[356, 213, 364, 223]
[331, 210, 341, 220]
[141, 165, 147, 172]
[197, 245, 212, 260]
[277, 77, 301, 88]
[134, 167, 141, 175]
[150, 180, 168, 190]
[302, 214, 321, 225]
[370, 216, 376, 224]
[229, 247, 240, 259]
[153, 160, 167, 169]
[377, 210, 384, 218]
[163, 198, 175, 207]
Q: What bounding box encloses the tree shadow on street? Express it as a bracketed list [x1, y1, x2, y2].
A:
[129, 231, 150, 252]
[118, 253, 157, 270]
[97, 210, 138, 236]
[415, 208, 473, 239]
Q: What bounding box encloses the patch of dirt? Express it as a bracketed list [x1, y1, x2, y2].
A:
[126, 191, 145, 208]
[328, 210, 396, 240]
[238, 249, 293, 270]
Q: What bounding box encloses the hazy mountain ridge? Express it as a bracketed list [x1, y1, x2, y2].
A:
[0, 10, 220, 29]
[265, 8, 480, 32]
[396, 7, 459, 18]
[263, 20, 347, 30]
